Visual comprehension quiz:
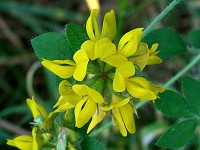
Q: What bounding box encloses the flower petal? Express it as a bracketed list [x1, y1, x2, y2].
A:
[81, 40, 96, 60]
[113, 68, 126, 92]
[7, 136, 33, 150]
[86, 86, 104, 104]
[130, 42, 149, 71]
[100, 9, 116, 40]
[86, 9, 100, 40]
[87, 111, 106, 133]
[126, 77, 158, 100]
[26, 97, 47, 118]
[32, 127, 39, 150]
[41, 60, 75, 79]
[147, 43, 162, 65]
[119, 103, 135, 134]
[113, 62, 135, 92]
[75, 97, 96, 128]
[112, 107, 127, 137]
[118, 28, 143, 57]
[73, 50, 89, 81]
[72, 84, 88, 96]
[59, 80, 72, 96]
[99, 42, 128, 67]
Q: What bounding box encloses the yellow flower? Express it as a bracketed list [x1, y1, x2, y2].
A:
[101, 95, 135, 137]
[87, 108, 106, 134]
[99, 28, 143, 67]
[113, 62, 164, 100]
[7, 127, 39, 150]
[72, 84, 104, 128]
[129, 42, 149, 71]
[83, 9, 116, 60]
[130, 42, 163, 71]
[113, 61, 135, 92]
[147, 43, 162, 65]
[54, 80, 82, 112]
[41, 50, 89, 81]
[26, 97, 47, 121]
[26, 97, 55, 128]
[126, 77, 165, 101]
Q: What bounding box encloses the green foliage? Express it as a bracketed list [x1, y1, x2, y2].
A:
[188, 29, 200, 48]
[155, 76, 200, 148]
[31, 32, 73, 60]
[143, 28, 187, 59]
[66, 24, 89, 52]
[155, 90, 192, 118]
[182, 76, 200, 116]
[81, 136, 105, 150]
[156, 119, 197, 149]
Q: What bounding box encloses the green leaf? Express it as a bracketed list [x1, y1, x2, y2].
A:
[182, 76, 200, 116]
[31, 32, 73, 60]
[66, 24, 89, 52]
[156, 119, 197, 149]
[155, 90, 192, 118]
[187, 29, 200, 48]
[143, 28, 187, 59]
[81, 136, 105, 150]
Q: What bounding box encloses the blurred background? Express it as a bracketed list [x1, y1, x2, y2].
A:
[0, 0, 200, 149]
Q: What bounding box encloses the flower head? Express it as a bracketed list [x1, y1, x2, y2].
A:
[38, 9, 165, 137]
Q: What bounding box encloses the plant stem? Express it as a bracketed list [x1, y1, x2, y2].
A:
[142, 0, 182, 38]
[91, 52, 200, 136]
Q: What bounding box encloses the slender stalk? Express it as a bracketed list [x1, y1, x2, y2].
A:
[91, 53, 200, 136]
[164, 53, 200, 87]
[142, 0, 182, 38]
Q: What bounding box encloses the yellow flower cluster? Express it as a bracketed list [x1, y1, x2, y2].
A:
[41, 9, 164, 137]
[7, 11, 164, 150]
[7, 98, 77, 150]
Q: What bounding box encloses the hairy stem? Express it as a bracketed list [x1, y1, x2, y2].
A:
[142, 0, 183, 38]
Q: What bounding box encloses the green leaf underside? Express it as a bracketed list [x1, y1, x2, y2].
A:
[156, 119, 197, 149]
[143, 28, 187, 59]
[31, 32, 73, 60]
[66, 24, 89, 52]
[155, 90, 192, 118]
[81, 136, 105, 150]
[182, 76, 200, 116]
[187, 28, 200, 48]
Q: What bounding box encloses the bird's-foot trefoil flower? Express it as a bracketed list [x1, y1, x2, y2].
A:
[7, 127, 39, 150]
[101, 95, 135, 137]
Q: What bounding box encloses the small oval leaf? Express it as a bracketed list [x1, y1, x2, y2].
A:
[187, 29, 200, 48]
[31, 32, 73, 60]
[182, 76, 200, 116]
[155, 90, 193, 118]
[156, 119, 197, 149]
[81, 136, 105, 150]
[66, 24, 89, 52]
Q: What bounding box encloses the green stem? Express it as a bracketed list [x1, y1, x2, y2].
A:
[91, 53, 200, 136]
[164, 52, 200, 88]
[142, 0, 182, 38]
